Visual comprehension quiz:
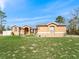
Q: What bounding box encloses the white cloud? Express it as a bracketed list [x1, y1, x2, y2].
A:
[0, 0, 12, 10]
[7, 15, 52, 22]
[15, 15, 52, 22]
[0, 0, 24, 10]
[42, 0, 75, 12]
[6, 15, 53, 26]
[0, 0, 8, 10]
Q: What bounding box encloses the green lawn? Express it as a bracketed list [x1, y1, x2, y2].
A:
[0, 36, 79, 59]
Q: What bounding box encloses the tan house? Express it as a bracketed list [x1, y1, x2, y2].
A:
[12, 25, 31, 35]
[36, 22, 66, 37]
[11, 22, 66, 37]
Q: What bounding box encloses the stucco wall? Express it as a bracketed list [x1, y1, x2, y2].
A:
[48, 23, 66, 32]
[12, 26, 31, 35]
[3, 31, 12, 36]
[36, 32, 66, 37]
[37, 24, 66, 33]
[12, 27, 20, 35]
[56, 26, 66, 32]
[37, 23, 66, 37]
[37, 26, 49, 32]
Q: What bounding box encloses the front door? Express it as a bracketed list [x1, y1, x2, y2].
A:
[50, 26, 55, 33]
[24, 28, 29, 35]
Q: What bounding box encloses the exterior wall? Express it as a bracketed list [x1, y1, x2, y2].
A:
[37, 26, 49, 32]
[56, 26, 66, 32]
[22, 27, 31, 35]
[48, 23, 57, 32]
[28, 28, 31, 35]
[3, 31, 12, 36]
[12, 27, 20, 35]
[55, 32, 65, 37]
[36, 32, 54, 37]
[11, 23, 66, 37]
[12, 26, 31, 36]
[48, 23, 66, 32]
[20, 28, 24, 35]
[37, 23, 66, 37]
[36, 32, 65, 37]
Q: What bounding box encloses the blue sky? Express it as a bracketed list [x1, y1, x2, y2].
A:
[0, 0, 79, 27]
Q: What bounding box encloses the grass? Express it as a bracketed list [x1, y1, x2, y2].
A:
[0, 36, 79, 59]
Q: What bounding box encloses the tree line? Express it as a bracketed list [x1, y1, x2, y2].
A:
[0, 9, 11, 34]
[55, 8, 79, 35]
[0, 8, 79, 35]
[0, 10, 6, 34]
[67, 8, 79, 35]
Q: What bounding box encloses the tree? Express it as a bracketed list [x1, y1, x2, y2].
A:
[0, 10, 7, 34]
[6, 26, 11, 30]
[70, 8, 79, 30]
[55, 16, 65, 23]
[68, 8, 79, 35]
